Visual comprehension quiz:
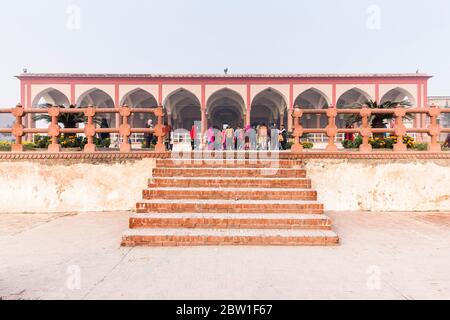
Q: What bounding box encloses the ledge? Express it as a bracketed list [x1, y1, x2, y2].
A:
[1, 151, 450, 161]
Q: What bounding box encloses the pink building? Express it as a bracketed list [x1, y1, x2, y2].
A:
[17, 73, 431, 141]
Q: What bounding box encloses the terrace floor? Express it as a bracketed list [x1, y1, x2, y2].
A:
[0, 211, 449, 300]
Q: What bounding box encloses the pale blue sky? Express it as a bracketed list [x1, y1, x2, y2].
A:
[1, 0, 450, 106]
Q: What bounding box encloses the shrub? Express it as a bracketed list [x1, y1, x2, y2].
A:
[342, 135, 415, 149]
[285, 141, 293, 150]
[342, 135, 362, 149]
[413, 142, 428, 151]
[302, 141, 314, 149]
[0, 141, 11, 151]
[34, 135, 51, 148]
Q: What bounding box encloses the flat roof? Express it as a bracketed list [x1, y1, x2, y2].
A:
[429, 96, 450, 99]
[16, 73, 432, 79]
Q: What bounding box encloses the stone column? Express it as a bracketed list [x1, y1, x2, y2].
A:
[279, 112, 284, 128]
[201, 107, 207, 136]
[287, 108, 293, 132]
[246, 105, 251, 126]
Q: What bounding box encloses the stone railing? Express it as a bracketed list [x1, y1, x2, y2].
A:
[0, 105, 166, 152]
[291, 105, 450, 152]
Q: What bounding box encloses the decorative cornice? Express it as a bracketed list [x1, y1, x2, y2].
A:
[15, 73, 433, 80]
[1, 151, 449, 161]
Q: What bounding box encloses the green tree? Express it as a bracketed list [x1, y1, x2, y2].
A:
[344, 100, 413, 137]
[33, 104, 102, 138]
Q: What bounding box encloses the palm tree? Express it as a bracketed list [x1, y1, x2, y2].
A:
[344, 100, 413, 130]
[33, 104, 102, 138]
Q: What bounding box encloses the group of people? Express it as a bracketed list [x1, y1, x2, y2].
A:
[198, 123, 288, 151]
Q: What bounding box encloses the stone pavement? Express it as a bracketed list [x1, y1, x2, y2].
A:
[0, 211, 449, 300]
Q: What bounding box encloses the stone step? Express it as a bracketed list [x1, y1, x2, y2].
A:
[129, 213, 332, 230]
[143, 187, 317, 201]
[156, 159, 304, 168]
[153, 167, 307, 178]
[136, 199, 324, 214]
[121, 228, 339, 246]
[150, 177, 312, 189]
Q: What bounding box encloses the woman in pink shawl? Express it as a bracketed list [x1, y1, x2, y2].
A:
[206, 127, 215, 150]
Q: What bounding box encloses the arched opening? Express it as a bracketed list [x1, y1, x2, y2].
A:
[32, 88, 71, 129]
[163, 89, 201, 147]
[380, 87, 417, 136]
[164, 88, 201, 131]
[121, 89, 158, 144]
[251, 88, 287, 129]
[336, 88, 371, 108]
[207, 89, 245, 129]
[33, 88, 70, 108]
[380, 87, 416, 107]
[77, 88, 116, 128]
[294, 88, 329, 129]
[294, 88, 330, 144]
[336, 88, 372, 129]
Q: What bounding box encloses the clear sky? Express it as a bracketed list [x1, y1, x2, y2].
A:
[0, 0, 449, 106]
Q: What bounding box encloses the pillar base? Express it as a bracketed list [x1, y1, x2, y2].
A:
[83, 144, 96, 153]
[47, 144, 61, 153]
[11, 144, 24, 152]
[359, 144, 372, 152]
[325, 143, 339, 152]
[154, 144, 166, 152]
[291, 144, 303, 153]
[393, 143, 407, 152]
[120, 143, 131, 153]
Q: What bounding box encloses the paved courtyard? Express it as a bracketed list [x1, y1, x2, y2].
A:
[0, 210, 449, 300]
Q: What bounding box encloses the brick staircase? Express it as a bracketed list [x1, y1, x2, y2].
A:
[121, 157, 339, 246]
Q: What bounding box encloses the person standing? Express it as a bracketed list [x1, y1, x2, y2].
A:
[144, 119, 154, 148]
[164, 122, 172, 150]
[190, 123, 199, 150]
[225, 125, 235, 150]
[257, 123, 268, 150]
[279, 125, 287, 150]
[235, 125, 245, 150]
[444, 134, 450, 148]
[205, 126, 215, 150]
[99, 118, 110, 139]
[248, 125, 257, 150]
[214, 126, 223, 151]
[344, 122, 354, 141]
[269, 123, 279, 150]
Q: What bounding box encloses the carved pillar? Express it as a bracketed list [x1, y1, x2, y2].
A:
[428, 105, 441, 152]
[359, 108, 372, 152]
[325, 106, 338, 151]
[393, 108, 407, 152]
[291, 108, 303, 153]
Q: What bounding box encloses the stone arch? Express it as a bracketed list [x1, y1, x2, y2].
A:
[31, 88, 71, 129]
[206, 88, 246, 129]
[336, 87, 372, 128]
[121, 88, 159, 135]
[336, 87, 372, 108]
[164, 88, 201, 130]
[77, 88, 116, 127]
[380, 87, 416, 107]
[32, 87, 70, 108]
[251, 87, 288, 128]
[294, 88, 330, 129]
[381, 87, 417, 128]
